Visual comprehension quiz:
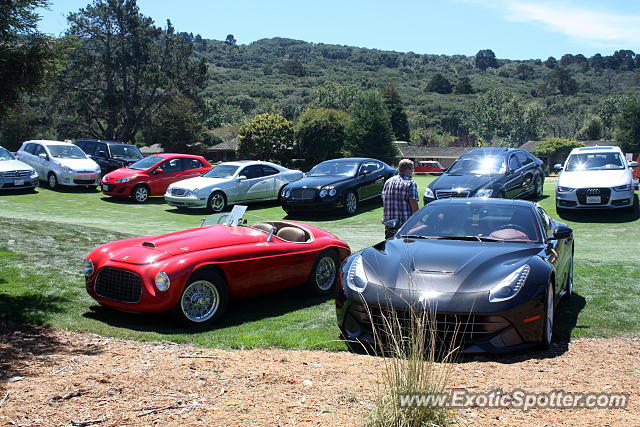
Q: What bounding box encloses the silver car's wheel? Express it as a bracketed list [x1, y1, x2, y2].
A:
[344, 191, 358, 215]
[180, 280, 220, 323]
[48, 173, 58, 189]
[208, 191, 226, 213]
[133, 185, 149, 203]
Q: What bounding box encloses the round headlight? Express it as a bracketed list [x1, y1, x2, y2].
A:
[82, 259, 94, 277]
[155, 272, 170, 292]
[284, 189, 291, 198]
[319, 189, 328, 198]
[328, 188, 337, 196]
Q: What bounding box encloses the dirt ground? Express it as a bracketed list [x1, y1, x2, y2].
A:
[1, 321, 638, 426]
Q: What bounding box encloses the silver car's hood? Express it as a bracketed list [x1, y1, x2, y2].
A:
[558, 169, 631, 188]
[0, 159, 35, 173]
[169, 176, 230, 190]
[55, 158, 100, 171]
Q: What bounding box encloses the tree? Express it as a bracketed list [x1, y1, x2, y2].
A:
[515, 63, 534, 80]
[279, 60, 305, 77]
[224, 34, 236, 45]
[295, 108, 350, 162]
[344, 91, 397, 164]
[534, 137, 584, 161]
[474, 49, 499, 70]
[237, 113, 294, 163]
[577, 115, 605, 140]
[426, 73, 452, 94]
[57, 0, 207, 142]
[380, 84, 410, 141]
[465, 89, 546, 146]
[454, 77, 474, 94]
[541, 67, 578, 95]
[544, 56, 557, 69]
[614, 94, 640, 150]
[0, 0, 59, 115]
[310, 81, 364, 112]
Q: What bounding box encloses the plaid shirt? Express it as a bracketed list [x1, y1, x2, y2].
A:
[382, 174, 418, 225]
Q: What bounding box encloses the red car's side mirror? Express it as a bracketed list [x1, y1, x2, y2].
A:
[154, 168, 164, 174]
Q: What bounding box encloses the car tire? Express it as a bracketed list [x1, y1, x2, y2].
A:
[344, 191, 358, 215]
[533, 175, 544, 199]
[304, 249, 339, 296]
[541, 281, 555, 350]
[208, 191, 227, 213]
[132, 184, 149, 203]
[564, 257, 573, 299]
[48, 173, 58, 189]
[171, 270, 229, 327]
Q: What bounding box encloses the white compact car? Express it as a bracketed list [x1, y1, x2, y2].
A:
[165, 160, 304, 212]
[0, 146, 39, 191]
[555, 146, 638, 210]
[16, 140, 101, 188]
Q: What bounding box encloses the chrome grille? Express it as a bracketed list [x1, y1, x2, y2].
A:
[94, 267, 142, 303]
[291, 188, 317, 200]
[435, 190, 470, 199]
[3, 170, 31, 178]
[171, 188, 187, 196]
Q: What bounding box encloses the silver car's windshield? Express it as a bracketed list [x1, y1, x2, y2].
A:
[447, 154, 506, 175]
[129, 156, 162, 170]
[0, 147, 14, 160]
[399, 203, 541, 243]
[203, 164, 239, 178]
[307, 160, 359, 177]
[565, 153, 625, 171]
[48, 145, 87, 159]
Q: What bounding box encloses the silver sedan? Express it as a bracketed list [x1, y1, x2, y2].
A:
[164, 160, 304, 212]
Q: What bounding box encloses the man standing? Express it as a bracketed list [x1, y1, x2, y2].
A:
[382, 158, 419, 239]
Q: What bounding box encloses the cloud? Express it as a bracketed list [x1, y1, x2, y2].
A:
[464, 0, 640, 48]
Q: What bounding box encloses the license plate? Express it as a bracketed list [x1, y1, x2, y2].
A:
[78, 174, 92, 180]
[14, 179, 24, 186]
[102, 184, 112, 191]
[586, 196, 601, 204]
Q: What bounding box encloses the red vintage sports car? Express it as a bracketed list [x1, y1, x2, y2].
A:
[83, 207, 350, 326]
[414, 160, 446, 175]
[101, 153, 212, 203]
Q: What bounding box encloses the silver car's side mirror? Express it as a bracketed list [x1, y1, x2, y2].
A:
[553, 164, 563, 171]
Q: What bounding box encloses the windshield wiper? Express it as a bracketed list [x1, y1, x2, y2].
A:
[434, 235, 505, 242]
[399, 234, 440, 239]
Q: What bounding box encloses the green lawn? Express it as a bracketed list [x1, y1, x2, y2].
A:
[0, 176, 638, 349]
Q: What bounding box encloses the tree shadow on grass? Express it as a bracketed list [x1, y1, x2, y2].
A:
[99, 195, 167, 205]
[284, 197, 382, 221]
[83, 286, 333, 334]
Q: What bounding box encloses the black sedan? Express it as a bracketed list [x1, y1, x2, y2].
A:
[74, 139, 144, 176]
[336, 198, 574, 353]
[423, 148, 544, 205]
[280, 158, 397, 215]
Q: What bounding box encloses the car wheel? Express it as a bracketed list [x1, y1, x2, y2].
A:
[305, 249, 339, 296]
[132, 184, 149, 203]
[171, 271, 229, 327]
[564, 257, 573, 299]
[534, 175, 544, 199]
[541, 281, 555, 350]
[208, 191, 227, 213]
[48, 173, 58, 189]
[344, 191, 358, 215]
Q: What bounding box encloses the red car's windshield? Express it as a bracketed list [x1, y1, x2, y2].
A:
[128, 156, 162, 170]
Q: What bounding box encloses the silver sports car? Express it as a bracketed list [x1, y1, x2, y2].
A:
[164, 160, 303, 212]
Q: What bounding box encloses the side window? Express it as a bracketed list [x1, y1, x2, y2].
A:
[83, 141, 97, 155]
[24, 143, 36, 154]
[360, 161, 380, 175]
[516, 151, 532, 166]
[95, 143, 107, 156]
[160, 158, 182, 173]
[182, 158, 204, 171]
[240, 165, 264, 179]
[34, 145, 47, 158]
[261, 165, 279, 176]
[536, 207, 552, 238]
[508, 155, 521, 172]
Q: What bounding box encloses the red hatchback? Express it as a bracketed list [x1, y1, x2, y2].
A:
[414, 160, 446, 175]
[101, 153, 211, 203]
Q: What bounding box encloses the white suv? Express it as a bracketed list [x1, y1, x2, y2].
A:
[555, 146, 638, 210]
[16, 140, 101, 189]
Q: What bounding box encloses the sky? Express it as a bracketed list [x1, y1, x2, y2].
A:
[36, 0, 640, 60]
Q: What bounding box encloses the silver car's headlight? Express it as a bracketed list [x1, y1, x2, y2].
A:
[613, 184, 632, 192]
[557, 186, 575, 193]
[61, 165, 73, 173]
[155, 272, 170, 292]
[475, 188, 493, 198]
[489, 264, 530, 302]
[82, 259, 94, 277]
[424, 187, 434, 198]
[30, 169, 38, 178]
[346, 254, 369, 293]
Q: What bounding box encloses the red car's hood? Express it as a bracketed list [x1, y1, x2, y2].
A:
[109, 226, 263, 264]
[103, 168, 147, 181]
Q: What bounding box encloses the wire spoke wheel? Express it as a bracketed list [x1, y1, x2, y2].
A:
[180, 280, 220, 323]
[345, 192, 357, 215]
[315, 256, 337, 291]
